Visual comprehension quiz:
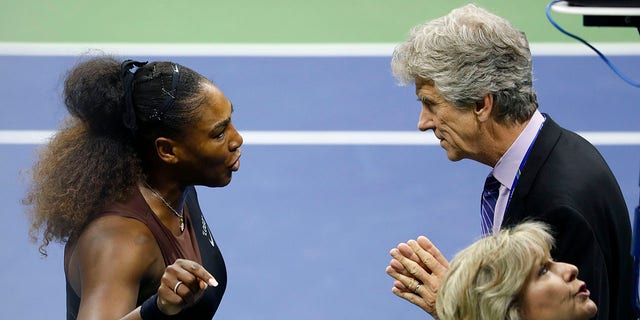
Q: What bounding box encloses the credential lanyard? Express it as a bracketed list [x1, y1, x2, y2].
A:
[507, 118, 545, 205]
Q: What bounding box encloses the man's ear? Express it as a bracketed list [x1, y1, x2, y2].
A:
[475, 93, 493, 122]
[155, 137, 179, 164]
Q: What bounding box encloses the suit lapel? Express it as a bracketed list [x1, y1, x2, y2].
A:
[503, 114, 563, 226]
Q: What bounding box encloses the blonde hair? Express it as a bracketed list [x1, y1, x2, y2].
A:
[436, 221, 554, 320]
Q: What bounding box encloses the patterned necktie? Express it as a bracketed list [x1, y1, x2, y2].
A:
[481, 174, 501, 235]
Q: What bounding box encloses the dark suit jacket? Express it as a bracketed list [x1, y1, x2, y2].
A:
[502, 115, 634, 320]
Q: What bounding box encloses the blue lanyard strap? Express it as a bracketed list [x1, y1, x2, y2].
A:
[507, 120, 545, 203]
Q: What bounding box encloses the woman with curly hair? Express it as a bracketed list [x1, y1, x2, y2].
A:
[24, 56, 242, 320]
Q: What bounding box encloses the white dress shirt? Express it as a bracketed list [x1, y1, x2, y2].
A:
[489, 110, 545, 234]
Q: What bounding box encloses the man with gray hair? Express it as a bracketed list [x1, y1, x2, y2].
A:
[385, 4, 634, 320]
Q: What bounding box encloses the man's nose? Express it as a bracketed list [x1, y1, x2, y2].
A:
[418, 108, 434, 132]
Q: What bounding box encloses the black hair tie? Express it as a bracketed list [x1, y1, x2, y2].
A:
[120, 59, 148, 135]
[158, 63, 181, 119]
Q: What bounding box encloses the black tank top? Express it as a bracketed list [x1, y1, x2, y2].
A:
[64, 186, 227, 319]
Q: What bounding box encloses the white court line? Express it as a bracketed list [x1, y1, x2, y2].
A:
[0, 42, 639, 57]
[2, 130, 640, 146]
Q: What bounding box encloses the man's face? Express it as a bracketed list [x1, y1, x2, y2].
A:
[415, 78, 481, 162]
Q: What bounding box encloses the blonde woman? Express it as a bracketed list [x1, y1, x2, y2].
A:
[387, 221, 597, 320]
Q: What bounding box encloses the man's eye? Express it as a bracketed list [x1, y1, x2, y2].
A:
[418, 98, 435, 112]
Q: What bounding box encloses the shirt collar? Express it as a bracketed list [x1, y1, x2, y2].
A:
[492, 110, 545, 188]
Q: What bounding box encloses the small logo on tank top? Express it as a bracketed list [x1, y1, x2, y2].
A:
[201, 214, 215, 247]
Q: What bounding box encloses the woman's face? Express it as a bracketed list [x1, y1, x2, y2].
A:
[172, 82, 243, 187]
[521, 259, 597, 320]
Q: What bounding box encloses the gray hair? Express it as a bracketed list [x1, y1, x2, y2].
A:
[391, 4, 538, 124]
[436, 221, 554, 320]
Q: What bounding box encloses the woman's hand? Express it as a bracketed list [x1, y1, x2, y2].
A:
[156, 259, 219, 315]
[385, 236, 449, 317]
